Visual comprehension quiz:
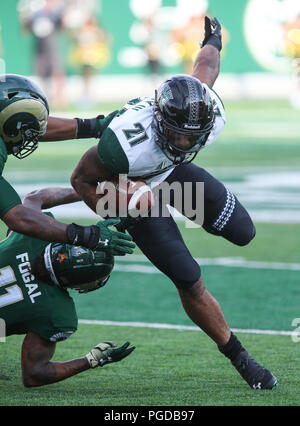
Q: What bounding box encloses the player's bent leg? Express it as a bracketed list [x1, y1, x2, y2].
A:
[128, 216, 231, 346]
[179, 278, 277, 389]
[165, 163, 256, 247]
[129, 215, 276, 389]
[202, 192, 256, 247]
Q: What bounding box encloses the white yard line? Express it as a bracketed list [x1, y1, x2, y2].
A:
[79, 257, 299, 337]
[115, 255, 300, 271]
[78, 319, 295, 337]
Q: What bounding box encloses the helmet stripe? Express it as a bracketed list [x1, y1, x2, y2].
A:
[43, 244, 60, 287]
[186, 78, 200, 126]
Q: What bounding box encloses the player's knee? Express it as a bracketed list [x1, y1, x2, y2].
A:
[204, 191, 256, 247]
[223, 214, 256, 246]
[168, 254, 201, 289]
[233, 218, 256, 246]
[180, 277, 206, 296]
[173, 276, 201, 289]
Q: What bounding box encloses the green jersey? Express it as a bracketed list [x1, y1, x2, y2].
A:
[0, 214, 77, 342]
[0, 137, 22, 218]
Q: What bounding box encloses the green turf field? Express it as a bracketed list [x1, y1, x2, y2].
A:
[0, 100, 300, 406]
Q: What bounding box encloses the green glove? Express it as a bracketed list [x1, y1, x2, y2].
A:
[95, 218, 135, 256]
[86, 341, 136, 368]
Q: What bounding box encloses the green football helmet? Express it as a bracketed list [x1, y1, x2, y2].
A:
[43, 243, 114, 293]
[0, 74, 49, 159]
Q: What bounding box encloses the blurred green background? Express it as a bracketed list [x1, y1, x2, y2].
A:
[0, 0, 268, 76]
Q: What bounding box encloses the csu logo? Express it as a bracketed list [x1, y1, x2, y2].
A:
[244, 0, 300, 73]
[57, 253, 67, 264]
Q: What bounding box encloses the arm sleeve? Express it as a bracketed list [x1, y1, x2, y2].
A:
[0, 176, 22, 218]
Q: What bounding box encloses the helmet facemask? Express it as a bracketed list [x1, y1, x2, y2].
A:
[6, 114, 47, 159]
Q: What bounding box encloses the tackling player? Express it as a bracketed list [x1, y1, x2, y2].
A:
[0, 186, 135, 387]
[0, 74, 135, 256]
[43, 17, 277, 389]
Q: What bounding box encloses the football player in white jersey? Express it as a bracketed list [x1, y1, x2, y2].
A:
[44, 17, 277, 390]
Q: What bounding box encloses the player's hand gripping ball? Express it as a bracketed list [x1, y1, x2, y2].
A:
[97, 175, 154, 218]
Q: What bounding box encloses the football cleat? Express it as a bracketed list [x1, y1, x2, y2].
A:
[231, 350, 277, 389]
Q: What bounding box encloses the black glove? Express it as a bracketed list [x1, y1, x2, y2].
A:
[200, 16, 222, 52]
[66, 223, 100, 248]
[66, 220, 135, 256]
[74, 115, 104, 139]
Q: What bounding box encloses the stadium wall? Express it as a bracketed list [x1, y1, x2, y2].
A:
[0, 0, 297, 101]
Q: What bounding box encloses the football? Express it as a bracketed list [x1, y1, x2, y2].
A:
[96, 175, 154, 218]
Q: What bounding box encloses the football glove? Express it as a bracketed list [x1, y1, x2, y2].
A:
[75, 111, 119, 139]
[75, 115, 104, 139]
[86, 341, 136, 368]
[200, 16, 222, 51]
[95, 218, 136, 256]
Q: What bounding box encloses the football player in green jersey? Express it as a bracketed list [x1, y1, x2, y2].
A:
[0, 186, 135, 387]
[0, 74, 135, 256]
[38, 18, 277, 389]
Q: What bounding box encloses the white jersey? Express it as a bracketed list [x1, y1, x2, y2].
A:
[98, 85, 226, 187]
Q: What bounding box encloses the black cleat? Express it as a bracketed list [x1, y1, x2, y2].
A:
[231, 350, 277, 389]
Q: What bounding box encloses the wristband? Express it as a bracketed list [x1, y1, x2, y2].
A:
[75, 115, 104, 139]
[66, 223, 100, 249]
[205, 35, 222, 52]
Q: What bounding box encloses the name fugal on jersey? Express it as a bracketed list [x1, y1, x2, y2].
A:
[16, 252, 41, 303]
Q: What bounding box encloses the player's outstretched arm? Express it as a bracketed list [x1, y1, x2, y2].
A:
[192, 16, 222, 87]
[3, 183, 134, 255]
[41, 116, 103, 141]
[21, 332, 89, 387]
[41, 117, 78, 141]
[2, 203, 69, 243]
[21, 332, 135, 387]
[0, 179, 75, 242]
